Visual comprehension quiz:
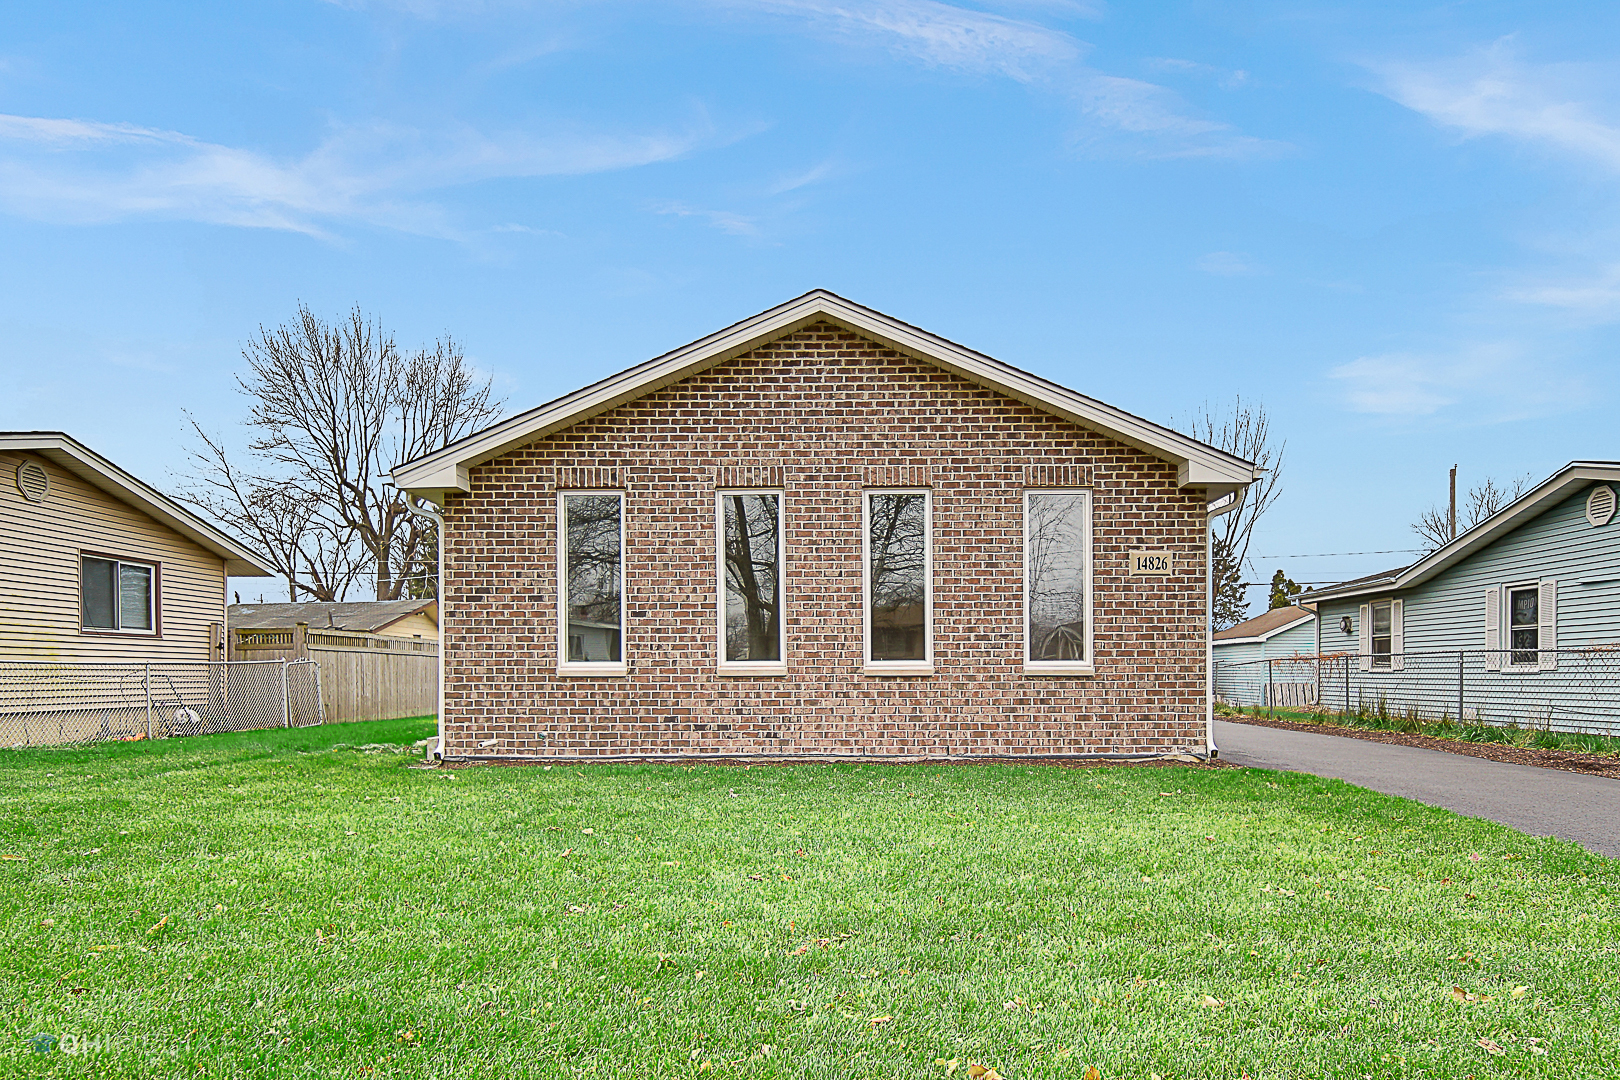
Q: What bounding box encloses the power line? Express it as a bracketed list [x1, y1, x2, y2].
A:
[1251, 548, 1420, 559]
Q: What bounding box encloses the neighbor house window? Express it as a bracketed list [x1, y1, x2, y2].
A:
[81, 555, 156, 633]
[1024, 490, 1092, 672]
[717, 491, 784, 673]
[1369, 601, 1392, 667]
[1507, 585, 1539, 666]
[558, 492, 625, 672]
[863, 490, 931, 670]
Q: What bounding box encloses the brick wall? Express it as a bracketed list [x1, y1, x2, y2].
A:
[440, 323, 1209, 759]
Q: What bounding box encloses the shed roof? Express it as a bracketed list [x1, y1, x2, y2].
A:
[229, 600, 437, 633]
[0, 432, 275, 577]
[1213, 605, 1315, 644]
[391, 291, 1257, 506]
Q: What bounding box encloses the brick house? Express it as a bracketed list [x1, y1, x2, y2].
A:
[393, 292, 1255, 762]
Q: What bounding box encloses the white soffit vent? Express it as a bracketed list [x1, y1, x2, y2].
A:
[1586, 484, 1616, 527]
[15, 459, 49, 503]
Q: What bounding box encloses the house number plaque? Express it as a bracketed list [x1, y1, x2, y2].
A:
[1128, 549, 1173, 576]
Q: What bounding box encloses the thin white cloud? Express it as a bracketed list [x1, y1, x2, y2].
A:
[1506, 263, 1620, 316]
[653, 200, 760, 235]
[0, 112, 719, 238]
[1371, 41, 1620, 172]
[1327, 343, 1579, 422]
[723, 1, 1278, 157]
[768, 156, 839, 194]
[1195, 251, 1260, 276]
[1146, 57, 1252, 90]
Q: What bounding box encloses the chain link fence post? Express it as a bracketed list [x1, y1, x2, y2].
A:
[281, 660, 291, 729]
[1457, 650, 1465, 723]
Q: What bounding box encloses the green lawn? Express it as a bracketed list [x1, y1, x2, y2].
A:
[4, 720, 1617, 1079]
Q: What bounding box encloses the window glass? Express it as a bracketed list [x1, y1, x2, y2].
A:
[1508, 587, 1539, 665]
[82, 557, 117, 629]
[1027, 492, 1089, 662]
[721, 493, 782, 663]
[562, 494, 622, 663]
[1370, 601, 1392, 666]
[119, 563, 153, 631]
[867, 492, 927, 661]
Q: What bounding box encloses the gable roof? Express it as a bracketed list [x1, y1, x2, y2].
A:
[1213, 605, 1315, 644]
[229, 600, 437, 633]
[1302, 461, 1620, 604]
[0, 432, 275, 577]
[391, 291, 1257, 505]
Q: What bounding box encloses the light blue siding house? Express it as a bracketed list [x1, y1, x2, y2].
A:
[1212, 605, 1317, 707]
[1212, 605, 1316, 665]
[1300, 461, 1620, 732]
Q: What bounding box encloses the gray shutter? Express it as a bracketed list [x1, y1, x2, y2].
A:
[1484, 585, 1502, 671]
[1539, 579, 1558, 671]
[1391, 598, 1404, 672]
[1358, 603, 1371, 672]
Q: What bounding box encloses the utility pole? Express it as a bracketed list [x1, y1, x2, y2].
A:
[1448, 465, 1457, 542]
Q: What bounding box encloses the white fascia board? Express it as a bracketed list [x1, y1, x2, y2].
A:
[0, 432, 277, 577]
[392, 291, 1258, 498]
[1305, 462, 1620, 604]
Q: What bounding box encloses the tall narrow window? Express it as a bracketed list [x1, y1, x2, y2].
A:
[864, 490, 931, 669]
[1369, 600, 1392, 667]
[1024, 491, 1092, 671]
[81, 555, 155, 633]
[558, 492, 624, 672]
[1507, 585, 1539, 666]
[718, 491, 784, 672]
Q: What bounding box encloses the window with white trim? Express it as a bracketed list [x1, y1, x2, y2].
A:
[717, 490, 784, 672]
[1507, 584, 1539, 667]
[81, 555, 156, 633]
[1024, 490, 1092, 671]
[1369, 600, 1392, 668]
[863, 490, 930, 669]
[558, 492, 625, 671]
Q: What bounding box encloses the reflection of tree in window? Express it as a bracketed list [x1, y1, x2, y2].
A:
[1027, 494, 1086, 662]
[1508, 587, 1538, 666]
[868, 493, 926, 660]
[723, 493, 781, 662]
[563, 494, 621, 662]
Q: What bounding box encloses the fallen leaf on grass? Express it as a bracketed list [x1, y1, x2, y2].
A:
[935, 1058, 961, 1073]
[966, 1066, 1005, 1080]
[1451, 986, 1493, 1004]
[787, 944, 809, 956]
[147, 915, 169, 935]
[867, 1015, 892, 1027]
[560, 849, 573, 858]
[1083, 1067, 1102, 1080]
[1, 854, 25, 861]
[1477, 1037, 1505, 1055]
[1201, 996, 1226, 1009]
[1511, 986, 1529, 999]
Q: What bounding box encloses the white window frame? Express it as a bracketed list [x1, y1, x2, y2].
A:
[1368, 599, 1393, 669]
[79, 553, 159, 636]
[556, 490, 628, 677]
[1022, 489, 1094, 676]
[861, 488, 933, 675]
[1503, 579, 1541, 671]
[715, 489, 787, 676]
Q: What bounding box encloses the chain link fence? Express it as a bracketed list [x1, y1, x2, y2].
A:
[0, 659, 323, 749]
[1214, 649, 1620, 737]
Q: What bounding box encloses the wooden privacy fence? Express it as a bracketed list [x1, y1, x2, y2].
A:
[220, 623, 436, 723]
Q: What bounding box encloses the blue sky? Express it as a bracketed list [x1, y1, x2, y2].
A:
[4, 1, 1620, 610]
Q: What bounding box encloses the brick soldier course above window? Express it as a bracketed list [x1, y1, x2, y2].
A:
[394, 291, 1257, 762]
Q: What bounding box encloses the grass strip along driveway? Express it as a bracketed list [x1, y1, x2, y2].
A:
[4, 719, 1617, 1078]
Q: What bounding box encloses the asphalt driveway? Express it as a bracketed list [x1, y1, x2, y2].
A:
[1214, 719, 1620, 858]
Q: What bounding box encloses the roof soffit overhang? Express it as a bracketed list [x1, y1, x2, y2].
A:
[1302, 462, 1620, 604]
[392, 291, 1257, 504]
[0, 432, 276, 577]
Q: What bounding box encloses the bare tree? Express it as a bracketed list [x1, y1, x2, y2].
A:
[179, 305, 503, 601]
[1177, 396, 1284, 631]
[1411, 471, 1534, 553]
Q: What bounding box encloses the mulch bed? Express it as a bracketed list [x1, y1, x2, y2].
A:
[1223, 714, 1620, 779]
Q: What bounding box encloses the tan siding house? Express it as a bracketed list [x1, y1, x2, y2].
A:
[0, 433, 274, 665]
